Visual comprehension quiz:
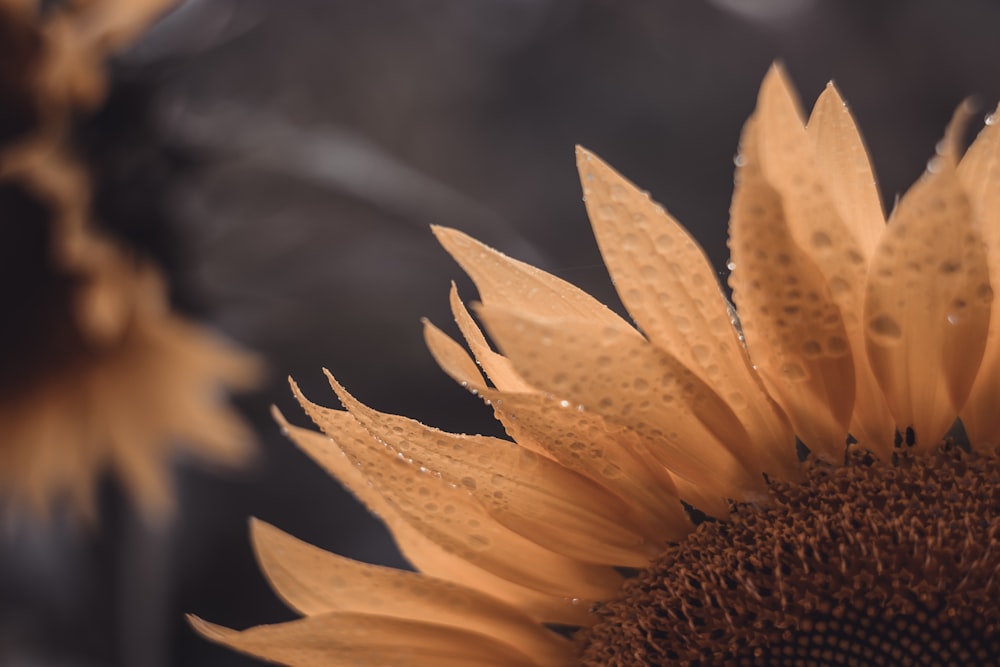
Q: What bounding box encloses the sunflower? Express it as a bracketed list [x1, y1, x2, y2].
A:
[0, 0, 259, 515]
[192, 65, 1000, 665]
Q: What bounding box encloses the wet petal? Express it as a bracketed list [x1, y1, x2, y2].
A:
[273, 408, 595, 625]
[576, 146, 799, 480]
[958, 104, 1000, 446]
[433, 226, 632, 333]
[249, 520, 575, 667]
[476, 304, 764, 514]
[756, 66, 893, 456]
[325, 373, 656, 567]
[865, 160, 991, 448]
[290, 382, 625, 599]
[189, 613, 541, 667]
[729, 116, 855, 461]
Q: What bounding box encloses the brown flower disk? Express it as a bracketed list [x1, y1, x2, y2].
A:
[582, 445, 1000, 667]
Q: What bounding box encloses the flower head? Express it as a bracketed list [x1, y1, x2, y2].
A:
[194, 66, 1000, 665]
[0, 0, 259, 515]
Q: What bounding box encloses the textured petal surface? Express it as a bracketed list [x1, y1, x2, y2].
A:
[576, 146, 799, 481]
[273, 408, 595, 625]
[324, 373, 656, 567]
[959, 106, 1000, 445]
[190, 614, 540, 667]
[755, 67, 893, 456]
[864, 160, 991, 447]
[476, 305, 765, 514]
[290, 382, 625, 599]
[423, 320, 693, 543]
[729, 116, 855, 461]
[250, 520, 575, 667]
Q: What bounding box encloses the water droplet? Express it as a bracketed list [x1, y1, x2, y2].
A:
[939, 259, 961, 274]
[727, 260, 737, 271]
[733, 153, 747, 167]
[927, 156, 943, 173]
[801, 340, 822, 358]
[461, 476, 477, 490]
[812, 231, 833, 248]
[559, 399, 571, 408]
[868, 313, 903, 343]
[826, 336, 849, 356]
[987, 113, 998, 126]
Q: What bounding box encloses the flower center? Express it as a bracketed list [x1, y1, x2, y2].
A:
[580, 444, 1000, 666]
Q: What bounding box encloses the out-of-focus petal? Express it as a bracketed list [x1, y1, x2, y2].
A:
[189, 613, 541, 667]
[249, 520, 575, 667]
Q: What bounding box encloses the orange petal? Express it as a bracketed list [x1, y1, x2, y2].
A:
[576, 146, 799, 481]
[249, 520, 575, 667]
[864, 160, 991, 448]
[189, 613, 541, 667]
[449, 284, 536, 393]
[959, 105, 1000, 446]
[325, 373, 656, 567]
[475, 304, 764, 514]
[423, 319, 693, 540]
[290, 383, 625, 600]
[433, 226, 632, 333]
[729, 114, 856, 461]
[756, 67, 893, 457]
[806, 82, 885, 260]
[273, 408, 594, 625]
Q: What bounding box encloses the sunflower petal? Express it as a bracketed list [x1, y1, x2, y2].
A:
[755, 66, 893, 457]
[249, 520, 575, 667]
[475, 304, 764, 513]
[423, 319, 694, 541]
[189, 613, 541, 667]
[959, 105, 1000, 446]
[324, 373, 656, 567]
[864, 160, 991, 447]
[272, 408, 595, 625]
[433, 226, 632, 333]
[290, 383, 625, 599]
[729, 114, 856, 461]
[576, 146, 799, 480]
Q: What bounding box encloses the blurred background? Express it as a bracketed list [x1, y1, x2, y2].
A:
[3, 0, 1000, 664]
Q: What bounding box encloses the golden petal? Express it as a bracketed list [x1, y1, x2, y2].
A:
[756, 66, 894, 457]
[958, 104, 1000, 445]
[189, 613, 541, 667]
[272, 408, 595, 625]
[806, 82, 885, 260]
[324, 373, 656, 567]
[249, 520, 575, 667]
[290, 383, 625, 600]
[729, 115, 856, 460]
[576, 146, 799, 481]
[449, 284, 536, 393]
[864, 159, 991, 447]
[475, 304, 764, 513]
[423, 318, 692, 542]
[433, 226, 631, 332]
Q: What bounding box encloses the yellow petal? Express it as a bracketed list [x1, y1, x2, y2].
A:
[290, 383, 625, 600]
[729, 114, 856, 461]
[865, 160, 991, 448]
[433, 226, 632, 333]
[449, 284, 536, 393]
[189, 613, 540, 667]
[325, 373, 656, 567]
[273, 408, 594, 625]
[576, 146, 799, 481]
[958, 105, 1000, 446]
[755, 67, 894, 457]
[423, 318, 692, 542]
[475, 305, 764, 514]
[249, 520, 575, 667]
[806, 82, 885, 260]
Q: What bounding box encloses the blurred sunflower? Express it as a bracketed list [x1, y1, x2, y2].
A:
[0, 0, 259, 516]
[194, 66, 1000, 665]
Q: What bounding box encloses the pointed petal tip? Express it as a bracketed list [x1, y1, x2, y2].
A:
[186, 615, 233, 642]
